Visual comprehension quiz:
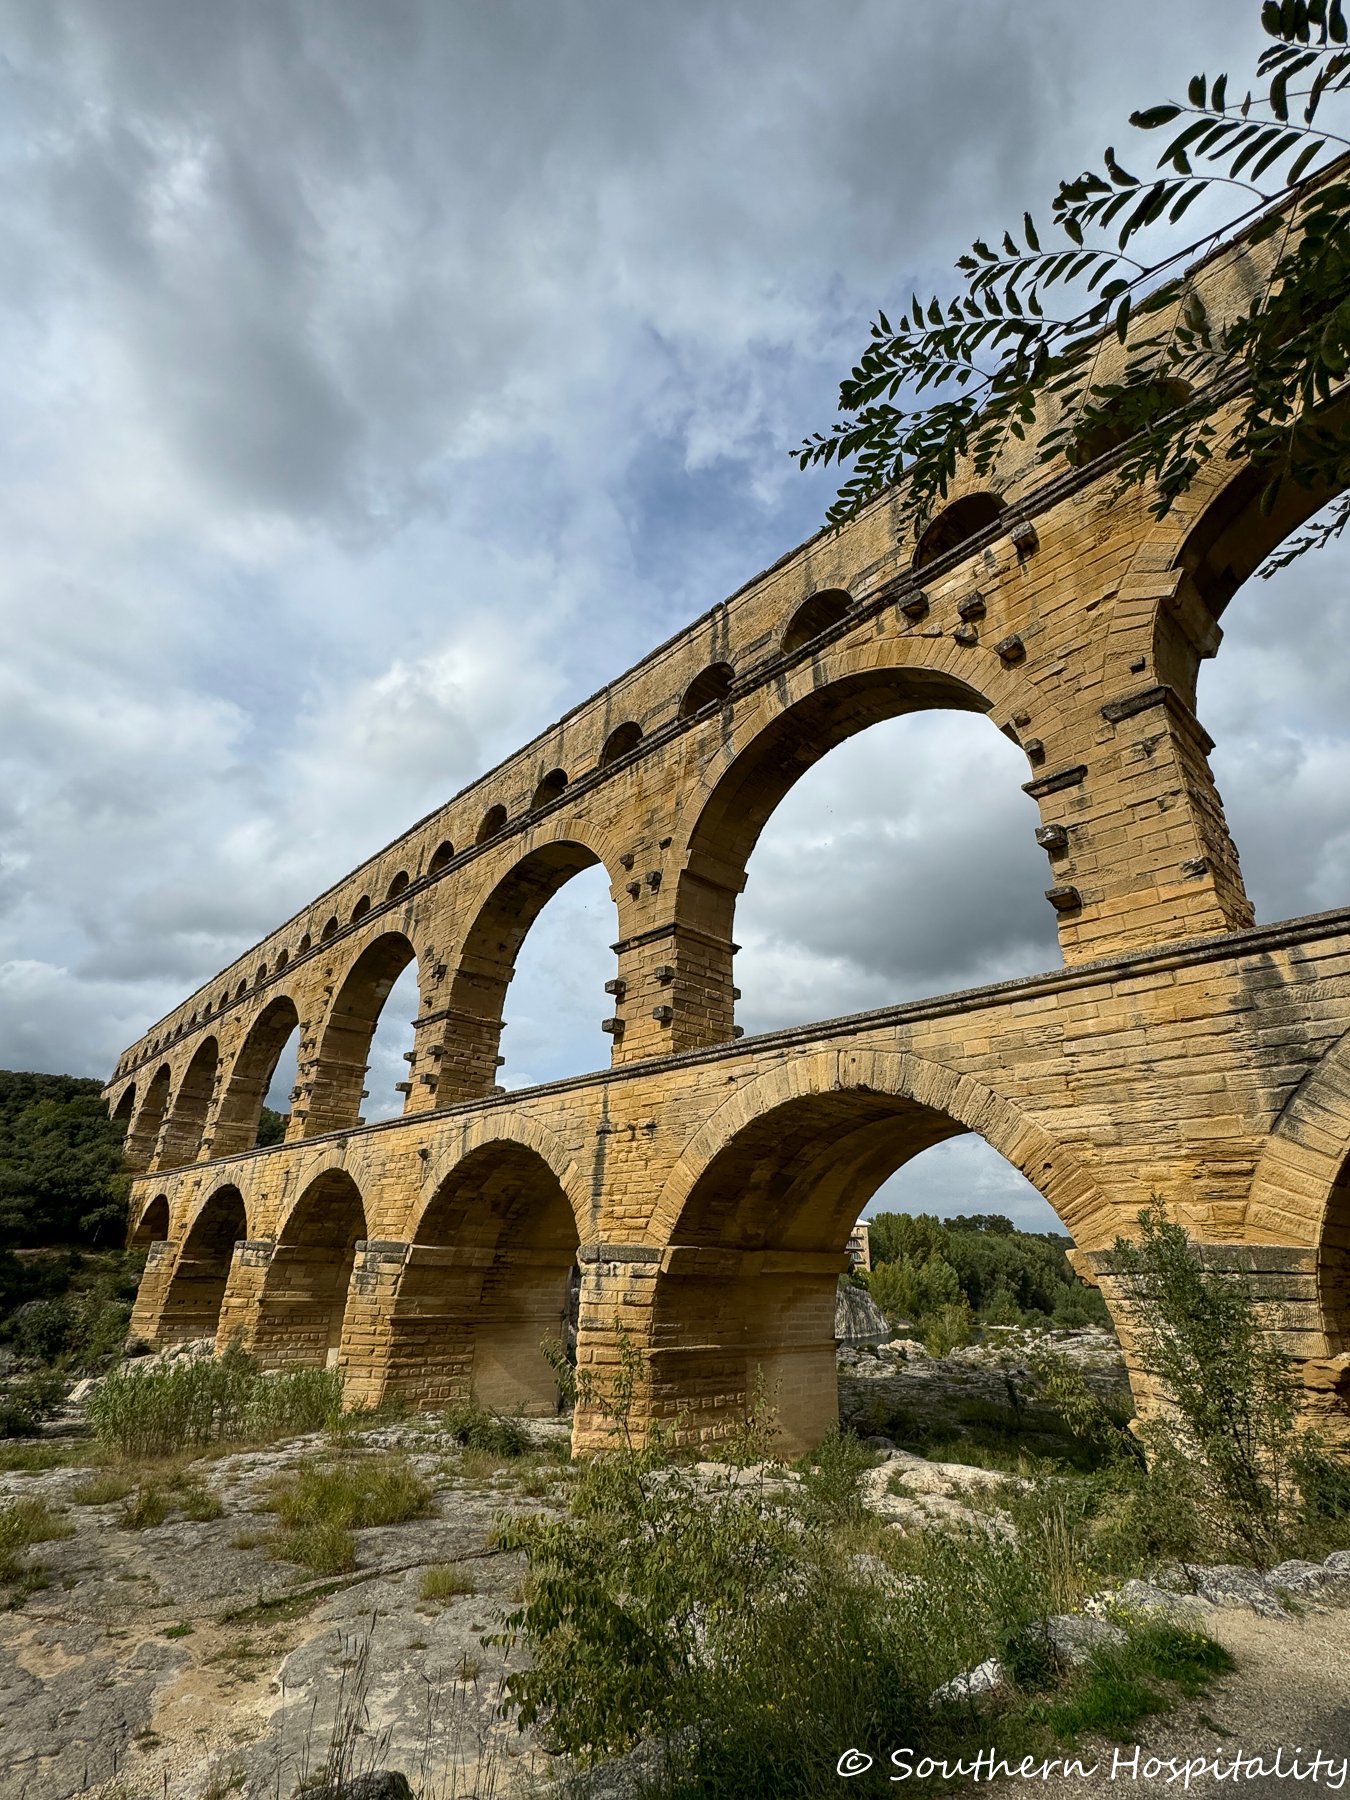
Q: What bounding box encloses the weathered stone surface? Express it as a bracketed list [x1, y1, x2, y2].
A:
[100, 178, 1350, 1458]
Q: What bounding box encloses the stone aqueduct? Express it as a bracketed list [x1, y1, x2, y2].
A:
[106, 195, 1350, 1452]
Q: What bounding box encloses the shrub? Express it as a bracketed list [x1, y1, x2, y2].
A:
[419, 1561, 476, 1601]
[1111, 1203, 1347, 1565]
[263, 1454, 433, 1572]
[442, 1400, 529, 1458]
[0, 1496, 73, 1588]
[0, 1371, 67, 1438]
[87, 1346, 342, 1458]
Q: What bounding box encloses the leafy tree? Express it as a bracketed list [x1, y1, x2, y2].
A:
[0, 1071, 129, 1249]
[799, 1, 1350, 571]
[256, 1106, 288, 1148]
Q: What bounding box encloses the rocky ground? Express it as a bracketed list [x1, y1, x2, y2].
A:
[0, 1415, 569, 1800]
[1, 1330, 1346, 1800]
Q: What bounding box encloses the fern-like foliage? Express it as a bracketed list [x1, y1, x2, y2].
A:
[797, 0, 1350, 572]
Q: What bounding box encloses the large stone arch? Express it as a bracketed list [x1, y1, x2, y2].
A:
[212, 994, 303, 1157]
[663, 642, 1051, 1052]
[640, 1048, 1110, 1451]
[1248, 1023, 1350, 1348]
[126, 1064, 172, 1172]
[128, 1193, 170, 1249]
[249, 1168, 368, 1369]
[358, 1128, 582, 1413]
[430, 826, 625, 1105]
[157, 1182, 248, 1346]
[156, 1037, 220, 1171]
[304, 931, 430, 1138]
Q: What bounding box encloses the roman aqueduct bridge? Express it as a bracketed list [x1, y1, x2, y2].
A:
[105, 191, 1350, 1451]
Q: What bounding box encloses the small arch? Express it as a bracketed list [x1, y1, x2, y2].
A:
[202, 1001, 213, 1019]
[599, 721, 643, 767]
[235, 981, 248, 1000]
[477, 804, 508, 845]
[256, 964, 268, 986]
[531, 768, 569, 810]
[251, 1171, 368, 1370]
[351, 895, 371, 923]
[129, 1194, 170, 1250]
[679, 661, 734, 720]
[321, 916, 339, 942]
[781, 589, 852, 655]
[386, 870, 410, 900]
[1066, 377, 1193, 469]
[912, 493, 1006, 570]
[218, 994, 229, 1013]
[159, 1184, 247, 1345]
[298, 933, 312, 953]
[428, 840, 455, 876]
[275, 949, 289, 973]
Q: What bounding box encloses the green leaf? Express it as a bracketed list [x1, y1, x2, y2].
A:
[1188, 73, 1207, 106]
[1131, 103, 1183, 128]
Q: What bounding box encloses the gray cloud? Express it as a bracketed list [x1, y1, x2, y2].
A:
[0, 0, 1344, 1241]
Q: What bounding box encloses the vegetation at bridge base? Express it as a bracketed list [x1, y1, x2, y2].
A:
[0, 1069, 145, 1432]
[492, 1214, 1348, 1800]
[863, 1211, 1113, 1351]
[799, 0, 1350, 571]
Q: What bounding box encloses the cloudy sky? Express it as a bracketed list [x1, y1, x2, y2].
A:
[1, 1, 1346, 1234]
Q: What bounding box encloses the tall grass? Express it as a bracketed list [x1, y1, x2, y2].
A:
[87, 1345, 342, 1458]
[263, 1454, 434, 1573]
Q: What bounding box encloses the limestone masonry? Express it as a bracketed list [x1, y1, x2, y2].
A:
[105, 186, 1350, 1452]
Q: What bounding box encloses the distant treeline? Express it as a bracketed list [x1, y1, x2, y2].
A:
[0, 1070, 129, 1251]
[864, 1210, 1112, 1350]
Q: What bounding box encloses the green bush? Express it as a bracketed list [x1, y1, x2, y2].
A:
[1111, 1202, 1350, 1566]
[443, 1399, 529, 1458]
[87, 1345, 343, 1458]
[0, 1371, 67, 1438]
[264, 1454, 433, 1572]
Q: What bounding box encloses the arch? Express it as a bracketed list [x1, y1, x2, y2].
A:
[434, 840, 616, 1103]
[781, 589, 852, 656]
[531, 768, 569, 810]
[125, 1064, 172, 1171]
[304, 932, 421, 1137]
[1066, 377, 1193, 469]
[1172, 437, 1350, 620]
[351, 895, 371, 923]
[251, 1170, 367, 1369]
[275, 949, 289, 974]
[673, 662, 1012, 1046]
[679, 661, 734, 720]
[1247, 1022, 1350, 1363]
[157, 1036, 220, 1170]
[912, 492, 1006, 570]
[213, 995, 302, 1157]
[379, 1138, 580, 1412]
[428, 840, 455, 876]
[298, 932, 312, 953]
[645, 1049, 1106, 1450]
[256, 964, 268, 986]
[110, 1083, 136, 1144]
[386, 870, 410, 900]
[129, 1193, 170, 1250]
[599, 721, 643, 767]
[477, 804, 508, 845]
[321, 916, 340, 942]
[235, 981, 248, 1000]
[158, 1183, 247, 1345]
